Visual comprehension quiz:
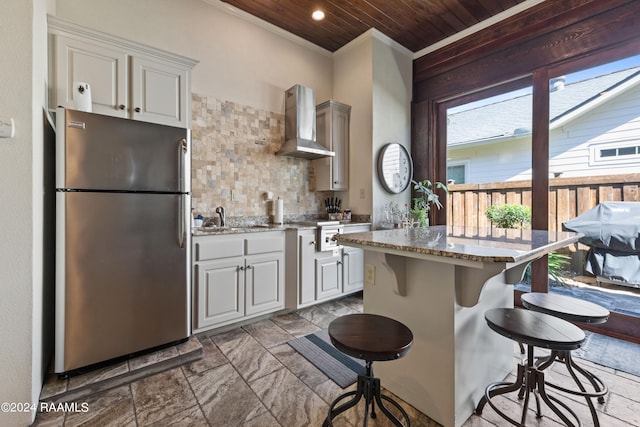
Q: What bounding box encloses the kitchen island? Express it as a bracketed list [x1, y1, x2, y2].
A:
[335, 226, 581, 427]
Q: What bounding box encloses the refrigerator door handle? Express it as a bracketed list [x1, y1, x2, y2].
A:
[179, 138, 187, 193]
[179, 194, 185, 248]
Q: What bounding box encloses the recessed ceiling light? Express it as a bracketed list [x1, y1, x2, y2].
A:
[312, 10, 325, 21]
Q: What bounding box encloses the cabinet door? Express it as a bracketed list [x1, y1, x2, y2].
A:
[131, 56, 188, 127]
[330, 106, 350, 191]
[315, 252, 343, 300]
[343, 247, 364, 293]
[299, 232, 317, 305]
[315, 101, 350, 191]
[55, 36, 128, 118]
[245, 252, 284, 316]
[195, 257, 244, 329]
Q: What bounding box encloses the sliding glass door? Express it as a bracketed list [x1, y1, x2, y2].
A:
[547, 55, 640, 322]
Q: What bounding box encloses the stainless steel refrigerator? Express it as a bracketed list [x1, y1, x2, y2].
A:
[55, 108, 191, 374]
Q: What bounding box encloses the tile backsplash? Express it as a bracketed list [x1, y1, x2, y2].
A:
[190, 93, 324, 224]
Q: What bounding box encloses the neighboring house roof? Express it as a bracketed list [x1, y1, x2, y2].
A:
[447, 66, 640, 147]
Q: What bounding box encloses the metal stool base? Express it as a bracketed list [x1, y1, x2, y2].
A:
[534, 350, 608, 426]
[476, 345, 582, 427]
[323, 361, 410, 427]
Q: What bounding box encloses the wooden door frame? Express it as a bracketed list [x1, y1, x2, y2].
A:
[412, 0, 640, 342]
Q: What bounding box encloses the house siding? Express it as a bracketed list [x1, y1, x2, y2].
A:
[448, 81, 640, 184]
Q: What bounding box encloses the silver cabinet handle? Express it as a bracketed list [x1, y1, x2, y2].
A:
[310, 241, 316, 245]
[246, 265, 252, 269]
[239, 266, 245, 271]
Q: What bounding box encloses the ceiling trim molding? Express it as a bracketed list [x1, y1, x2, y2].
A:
[413, 0, 545, 59]
[371, 29, 413, 58]
[333, 29, 373, 58]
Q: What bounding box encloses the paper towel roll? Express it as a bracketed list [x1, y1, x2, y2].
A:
[274, 197, 284, 224]
[73, 81, 92, 112]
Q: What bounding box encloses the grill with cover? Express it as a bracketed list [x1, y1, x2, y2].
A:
[562, 201, 640, 288]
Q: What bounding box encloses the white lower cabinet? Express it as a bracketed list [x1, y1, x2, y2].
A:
[196, 257, 244, 327]
[245, 252, 284, 315]
[193, 231, 284, 332]
[343, 246, 364, 293]
[315, 251, 343, 300]
[298, 231, 317, 306]
[285, 224, 370, 310]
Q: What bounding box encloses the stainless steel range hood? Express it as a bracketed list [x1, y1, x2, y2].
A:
[276, 84, 335, 160]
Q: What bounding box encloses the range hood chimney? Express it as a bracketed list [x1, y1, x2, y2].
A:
[276, 84, 335, 160]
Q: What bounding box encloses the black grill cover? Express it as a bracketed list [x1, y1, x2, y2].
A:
[563, 202, 640, 287]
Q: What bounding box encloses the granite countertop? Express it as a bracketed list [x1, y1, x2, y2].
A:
[192, 221, 372, 236]
[335, 225, 582, 264]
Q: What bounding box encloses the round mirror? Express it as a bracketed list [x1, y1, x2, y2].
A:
[377, 143, 413, 194]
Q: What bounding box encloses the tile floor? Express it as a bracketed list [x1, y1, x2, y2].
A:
[32, 293, 640, 426]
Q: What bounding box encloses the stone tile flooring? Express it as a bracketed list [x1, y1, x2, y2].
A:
[32, 293, 640, 426]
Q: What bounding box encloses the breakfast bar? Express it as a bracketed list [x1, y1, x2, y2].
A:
[336, 226, 582, 427]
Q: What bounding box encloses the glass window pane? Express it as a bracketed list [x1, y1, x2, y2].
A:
[447, 165, 465, 184]
[618, 146, 636, 156]
[547, 54, 640, 318]
[446, 86, 532, 230]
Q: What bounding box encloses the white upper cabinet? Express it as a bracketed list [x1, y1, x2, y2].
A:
[315, 100, 351, 191]
[48, 16, 197, 128]
[130, 56, 189, 126]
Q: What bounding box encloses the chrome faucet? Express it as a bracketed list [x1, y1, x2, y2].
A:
[215, 206, 225, 227]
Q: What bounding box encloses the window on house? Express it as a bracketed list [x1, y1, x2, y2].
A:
[446, 164, 465, 184]
[592, 143, 640, 161]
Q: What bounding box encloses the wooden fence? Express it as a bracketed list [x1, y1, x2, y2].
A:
[446, 173, 640, 231]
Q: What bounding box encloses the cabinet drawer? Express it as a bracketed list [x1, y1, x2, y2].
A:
[196, 237, 244, 261]
[245, 233, 284, 255]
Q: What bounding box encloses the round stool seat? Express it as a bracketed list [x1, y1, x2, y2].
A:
[477, 308, 587, 426]
[485, 308, 585, 351]
[328, 313, 413, 361]
[521, 292, 610, 324]
[324, 314, 413, 427]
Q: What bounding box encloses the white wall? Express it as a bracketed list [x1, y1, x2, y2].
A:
[0, 0, 52, 425]
[371, 32, 413, 224]
[54, 0, 333, 113]
[331, 30, 412, 223]
[333, 33, 374, 215]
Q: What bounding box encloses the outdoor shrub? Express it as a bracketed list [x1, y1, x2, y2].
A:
[485, 203, 568, 285]
[522, 252, 571, 286]
[485, 204, 532, 229]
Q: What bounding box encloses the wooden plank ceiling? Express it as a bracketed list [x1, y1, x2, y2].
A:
[221, 0, 529, 52]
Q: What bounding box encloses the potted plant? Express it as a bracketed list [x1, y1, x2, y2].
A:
[410, 179, 449, 227]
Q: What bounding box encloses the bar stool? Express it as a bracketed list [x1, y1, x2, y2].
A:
[323, 313, 413, 427]
[476, 308, 585, 427]
[521, 292, 609, 426]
